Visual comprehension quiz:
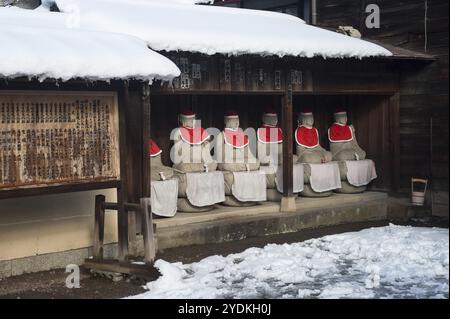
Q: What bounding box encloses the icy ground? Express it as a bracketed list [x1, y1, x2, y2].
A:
[129, 225, 449, 299]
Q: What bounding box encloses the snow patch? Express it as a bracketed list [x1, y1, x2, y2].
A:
[0, 7, 180, 81]
[51, 0, 392, 58]
[127, 225, 449, 299]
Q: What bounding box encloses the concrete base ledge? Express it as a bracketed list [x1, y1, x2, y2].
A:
[0, 243, 118, 279]
[155, 192, 389, 250]
[1, 192, 393, 279]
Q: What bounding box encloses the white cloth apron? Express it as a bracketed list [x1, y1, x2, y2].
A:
[232, 171, 267, 202]
[186, 171, 225, 207]
[345, 159, 377, 187]
[308, 162, 342, 192]
[275, 164, 304, 193]
[151, 179, 178, 217]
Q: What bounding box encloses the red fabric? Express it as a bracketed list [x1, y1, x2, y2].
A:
[224, 128, 249, 148]
[328, 123, 353, 142]
[300, 108, 313, 115]
[257, 125, 283, 143]
[180, 110, 196, 117]
[334, 108, 347, 115]
[295, 126, 319, 148]
[149, 139, 162, 157]
[179, 126, 210, 145]
[225, 110, 239, 118]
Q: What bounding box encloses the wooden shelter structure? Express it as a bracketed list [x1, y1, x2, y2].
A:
[0, 1, 437, 276]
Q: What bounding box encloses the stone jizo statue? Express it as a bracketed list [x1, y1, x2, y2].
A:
[217, 111, 264, 206]
[149, 139, 178, 217]
[296, 109, 332, 164]
[296, 109, 340, 197]
[172, 110, 217, 173]
[257, 108, 301, 201]
[218, 110, 259, 172]
[149, 139, 174, 181]
[328, 109, 366, 161]
[328, 109, 376, 194]
[172, 110, 224, 212]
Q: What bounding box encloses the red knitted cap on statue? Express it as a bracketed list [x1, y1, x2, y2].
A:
[300, 108, 313, 115]
[262, 106, 278, 117]
[149, 139, 162, 157]
[334, 108, 347, 115]
[180, 110, 196, 118]
[224, 110, 239, 119]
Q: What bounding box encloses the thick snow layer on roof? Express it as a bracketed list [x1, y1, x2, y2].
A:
[0, 7, 180, 82]
[52, 0, 391, 58]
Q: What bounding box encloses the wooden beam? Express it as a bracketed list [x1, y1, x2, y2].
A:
[389, 93, 401, 191]
[140, 197, 156, 264]
[142, 82, 151, 198]
[103, 202, 118, 210]
[117, 81, 130, 261]
[84, 258, 158, 280]
[93, 195, 106, 260]
[0, 180, 120, 200]
[280, 84, 296, 212]
[281, 84, 294, 198]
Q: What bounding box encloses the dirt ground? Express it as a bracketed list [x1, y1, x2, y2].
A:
[0, 218, 447, 299]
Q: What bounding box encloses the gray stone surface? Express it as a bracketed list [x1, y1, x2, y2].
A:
[156, 193, 389, 250]
[1, 243, 119, 279]
[2, 192, 417, 280]
[0, 260, 11, 279]
[11, 248, 88, 277]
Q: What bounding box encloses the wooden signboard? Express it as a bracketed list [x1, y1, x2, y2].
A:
[0, 91, 120, 193]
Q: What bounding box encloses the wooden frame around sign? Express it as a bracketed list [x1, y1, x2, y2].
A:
[0, 90, 120, 196]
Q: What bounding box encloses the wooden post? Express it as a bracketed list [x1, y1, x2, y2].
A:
[140, 197, 156, 263]
[280, 84, 296, 212]
[388, 93, 400, 192]
[142, 82, 151, 198]
[93, 194, 106, 260]
[117, 81, 130, 261]
[141, 82, 156, 263]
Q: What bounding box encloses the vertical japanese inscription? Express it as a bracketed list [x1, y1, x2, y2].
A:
[0, 92, 119, 190]
[180, 57, 190, 89]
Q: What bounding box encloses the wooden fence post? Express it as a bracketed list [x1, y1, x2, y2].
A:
[93, 194, 106, 260]
[140, 197, 156, 264]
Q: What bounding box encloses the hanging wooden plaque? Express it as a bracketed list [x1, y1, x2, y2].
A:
[0, 91, 120, 191]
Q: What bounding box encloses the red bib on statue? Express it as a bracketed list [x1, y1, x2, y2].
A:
[149, 139, 162, 157]
[257, 125, 283, 143]
[295, 126, 319, 148]
[224, 128, 249, 149]
[328, 123, 353, 142]
[179, 126, 210, 145]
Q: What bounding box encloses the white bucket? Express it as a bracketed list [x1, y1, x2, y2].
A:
[411, 178, 428, 206]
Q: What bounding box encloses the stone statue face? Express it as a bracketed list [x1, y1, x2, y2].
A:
[180, 116, 195, 128]
[262, 114, 278, 126]
[299, 113, 314, 127]
[224, 117, 240, 129]
[334, 113, 348, 125]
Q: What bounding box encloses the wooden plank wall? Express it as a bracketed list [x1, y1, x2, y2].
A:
[150, 94, 281, 168]
[293, 95, 394, 190]
[317, 0, 449, 200]
[150, 94, 395, 190]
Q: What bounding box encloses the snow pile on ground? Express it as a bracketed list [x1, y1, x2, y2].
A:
[52, 0, 392, 58]
[128, 225, 449, 299]
[0, 7, 180, 82]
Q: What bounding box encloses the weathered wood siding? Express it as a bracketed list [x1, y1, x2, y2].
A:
[317, 0, 449, 206]
[149, 93, 398, 190]
[0, 91, 120, 190]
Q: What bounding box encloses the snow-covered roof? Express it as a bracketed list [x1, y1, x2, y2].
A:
[0, 7, 180, 82]
[51, 0, 392, 58]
